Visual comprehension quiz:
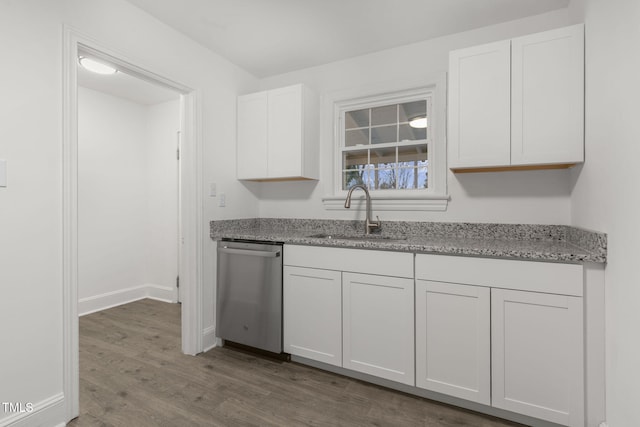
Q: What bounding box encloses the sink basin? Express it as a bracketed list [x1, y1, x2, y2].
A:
[307, 233, 407, 242]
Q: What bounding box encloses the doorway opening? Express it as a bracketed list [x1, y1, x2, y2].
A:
[76, 46, 182, 313]
[63, 28, 204, 423]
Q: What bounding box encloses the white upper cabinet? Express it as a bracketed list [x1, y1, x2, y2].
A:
[511, 25, 584, 166]
[448, 40, 511, 168]
[237, 84, 319, 181]
[448, 24, 584, 172]
[236, 91, 268, 179]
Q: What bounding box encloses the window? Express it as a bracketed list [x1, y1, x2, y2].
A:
[342, 97, 430, 190]
[323, 77, 448, 211]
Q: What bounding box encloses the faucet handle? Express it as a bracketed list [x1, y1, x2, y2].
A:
[369, 216, 382, 231]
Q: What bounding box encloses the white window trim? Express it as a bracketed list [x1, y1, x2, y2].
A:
[322, 74, 449, 211]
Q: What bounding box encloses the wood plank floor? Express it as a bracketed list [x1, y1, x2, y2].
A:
[69, 299, 522, 427]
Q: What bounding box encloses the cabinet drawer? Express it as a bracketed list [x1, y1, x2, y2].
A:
[415, 254, 583, 296]
[284, 245, 413, 278]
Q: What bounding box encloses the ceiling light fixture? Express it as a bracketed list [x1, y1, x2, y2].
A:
[409, 116, 428, 129]
[78, 57, 118, 75]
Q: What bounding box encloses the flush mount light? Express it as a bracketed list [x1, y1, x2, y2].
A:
[409, 116, 428, 129]
[78, 56, 118, 75]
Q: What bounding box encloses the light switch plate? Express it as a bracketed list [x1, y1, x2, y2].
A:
[209, 183, 216, 197]
[0, 159, 6, 187]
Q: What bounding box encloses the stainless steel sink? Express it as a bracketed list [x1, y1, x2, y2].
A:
[306, 233, 407, 242]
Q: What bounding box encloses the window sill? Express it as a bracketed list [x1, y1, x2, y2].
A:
[322, 193, 449, 212]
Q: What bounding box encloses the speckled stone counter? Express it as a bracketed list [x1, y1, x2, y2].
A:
[210, 218, 607, 264]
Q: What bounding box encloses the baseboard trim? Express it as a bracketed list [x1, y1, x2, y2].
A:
[78, 283, 177, 316]
[291, 356, 564, 427]
[0, 393, 64, 427]
[146, 283, 177, 303]
[202, 326, 217, 352]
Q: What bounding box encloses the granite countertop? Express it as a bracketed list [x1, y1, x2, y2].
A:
[210, 218, 607, 264]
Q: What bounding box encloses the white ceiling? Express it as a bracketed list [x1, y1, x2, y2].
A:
[123, 0, 570, 78]
[79, 0, 570, 104]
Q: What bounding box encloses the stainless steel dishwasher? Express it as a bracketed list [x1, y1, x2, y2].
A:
[216, 239, 283, 353]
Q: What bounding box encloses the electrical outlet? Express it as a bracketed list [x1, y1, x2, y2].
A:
[219, 193, 226, 207]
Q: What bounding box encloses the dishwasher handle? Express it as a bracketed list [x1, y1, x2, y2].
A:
[218, 246, 281, 258]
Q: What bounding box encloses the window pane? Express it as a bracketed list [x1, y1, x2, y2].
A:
[343, 167, 367, 189]
[395, 167, 428, 189]
[371, 104, 397, 126]
[398, 144, 427, 162]
[340, 93, 432, 193]
[370, 147, 396, 168]
[345, 128, 369, 147]
[345, 109, 369, 129]
[372, 167, 397, 190]
[371, 125, 397, 144]
[418, 166, 428, 188]
[399, 123, 427, 141]
[343, 149, 369, 168]
[399, 100, 427, 122]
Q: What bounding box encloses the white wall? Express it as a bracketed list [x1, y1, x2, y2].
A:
[256, 9, 581, 225]
[78, 87, 150, 307]
[78, 88, 180, 315]
[0, 0, 258, 424]
[571, 0, 640, 426]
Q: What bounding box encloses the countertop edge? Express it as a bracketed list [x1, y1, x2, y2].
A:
[210, 231, 606, 264]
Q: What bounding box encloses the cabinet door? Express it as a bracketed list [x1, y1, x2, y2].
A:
[492, 289, 584, 426]
[283, 266, 342, 366]
[415, 281, 490, 405]
[448, 40, 511, 168]
[236, 91, 268, 179]
[342, 272, 414, 385]
[267, 84, 303, 178]
[511, 24, 584, 165]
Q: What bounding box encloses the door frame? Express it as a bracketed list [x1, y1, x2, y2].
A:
[62, 26, 204, 422]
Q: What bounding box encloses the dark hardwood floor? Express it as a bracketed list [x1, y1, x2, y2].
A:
[69, 299, 522, 426]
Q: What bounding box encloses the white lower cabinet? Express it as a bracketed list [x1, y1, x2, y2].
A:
[283, 266, 342, 366]
[491, 288, 584, 427]
[283, 247, 595, 427]
[342, 272, 415, 385]
[415, 280, 491, 405]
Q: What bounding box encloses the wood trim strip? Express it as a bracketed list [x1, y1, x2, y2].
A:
[450, 163, 577, 173]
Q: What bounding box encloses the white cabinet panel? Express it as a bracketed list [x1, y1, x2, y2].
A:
[415, 253, 583, 296]
[415, 281, 490, 405]
[236, 91, 268, 179]
[284, 245, 413, 278]
[283, 266, 342, 366]
[236, 84, 318, 180]
[342, 272, 414, 385]
[268, 85, 303, 178]
[511, 24, 584, 165]
[448, 40, 511, 168]
[448, 24, 584, 171]
[492, 289, 584, 426]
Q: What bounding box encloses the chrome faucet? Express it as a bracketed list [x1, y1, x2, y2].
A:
[344, 184, 381, 234]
